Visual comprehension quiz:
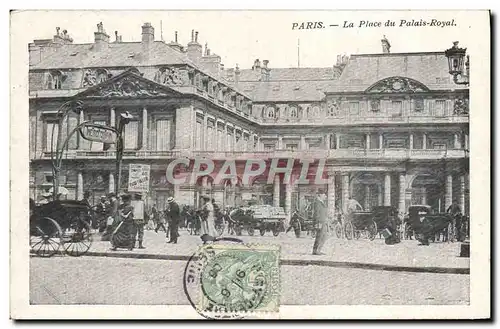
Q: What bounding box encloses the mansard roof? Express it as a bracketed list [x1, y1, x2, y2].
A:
[238, 67, 342, 82]
[329, 52, 458, 92]
[30, 41, 191, 70]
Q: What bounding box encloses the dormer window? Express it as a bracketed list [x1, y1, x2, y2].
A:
[47, 70, 64, 89]
[266, 106, 275, 118]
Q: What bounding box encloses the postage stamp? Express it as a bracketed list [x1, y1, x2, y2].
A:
[10, 9, 490, 320]
[184, 241, 280, 318]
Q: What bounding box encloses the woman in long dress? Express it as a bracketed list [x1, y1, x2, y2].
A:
[200, 196, 217, 243]
[110, 195, 135, 251]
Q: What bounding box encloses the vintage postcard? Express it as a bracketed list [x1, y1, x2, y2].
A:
[10, 10, 490, 319]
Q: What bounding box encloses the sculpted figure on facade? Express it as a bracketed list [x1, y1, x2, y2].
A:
[370, 99, 381, 112]
[82, 69, 111, 87]
[90, 75, 170, 98]
[153, 66, 183, 86]
[367, 76, 429, 93]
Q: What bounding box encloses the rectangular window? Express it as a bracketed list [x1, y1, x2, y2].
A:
[207, 126, 214, 151]
[264, 143, 275, 151]
[286, 143, 299, 151]
[45, 121, 58, 152]
[308, 140, 322, 149]
[349, 102, 360, 116]
[227, 129, 234, 151]
[386, 138, 407, 149]
[435, 100, 446, 117]
[195, 120, 203, 150]
[124, 120, 139, 150]
[156, 119, 170, 151]
[391, 101, 403, 117]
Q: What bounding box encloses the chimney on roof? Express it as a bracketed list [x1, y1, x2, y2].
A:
[142, 22, 155, 59]
[381, 35, 391, 53]
[94, 22, 110, 51]
[187, 29, 202, 63]
[261, 60, 270, 81]
[235, 64, 240, 85]
[252, 59, 261, 70]
[167, 31, 183, 52]
[53, 26, 73, 45]
[114, 31, 124, 43]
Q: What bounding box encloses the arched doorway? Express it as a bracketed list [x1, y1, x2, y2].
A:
[410, 173, 443, 212]
[351, 173, 383, 211]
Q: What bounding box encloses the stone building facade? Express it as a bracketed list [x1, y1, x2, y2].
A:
[29, 22, 469, 218]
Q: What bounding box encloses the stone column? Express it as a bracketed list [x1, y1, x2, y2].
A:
[379, 133, 384, 149]
[233, 127, 238, 152]
[422, 133, 427, 150]
[365, 133, 371, 150]
[108, 172, 115, 194]
[203, 114, 208, 150]
[285, 182, 293, 223]
[278, 136, 283, 150]
[273, 175, 280, 207]
[364, 184, 370, 211]
[422, 188, 427, 205]
[224, 124, 228, 151]
[328, 173, 336, 218]
[377, 184, 383, 206]
[409, 133, 414, 149]
[300, 135, 306, 150]
[464, 132, 469, 150]
[109, 108, 116, 150]
[78, 109, 85, 150]
[398, 173, 406, 215]
[141, 107, 148, 150]
[77, 171, 84, 200]
[325, 134, 331, 149]
[445, 173, 453, 211]
[459, 175, 465, 214]
[335, 134, 341, 149]
[384, 173, 391, 206]
[341, 173, 349, 212]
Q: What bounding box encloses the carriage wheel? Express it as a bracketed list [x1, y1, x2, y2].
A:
[61, 219, 93, 257]
[368, 221, 378, 241]
[344, 222, 354, 240]
[447, 222, 455, 243]
[260, 228, 266, 236]
[30, 217, 63, 258]
[247, 227, 255, 236]
[334, 223, 343, 239]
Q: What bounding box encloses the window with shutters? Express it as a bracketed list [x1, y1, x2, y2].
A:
[435, 100, 446, 117]
[45, 121, 59, 152]
[391, 101, 403, 117]
[124, 120, 139, 149]
[156, 119, 170, 151]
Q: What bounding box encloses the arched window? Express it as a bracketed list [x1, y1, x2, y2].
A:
[311, 106, 320, 118]
[96, 69, 110, 84]
[47, 70, 63, 89]
[266, 106, 275, 118]
[289, 106, 298, 118]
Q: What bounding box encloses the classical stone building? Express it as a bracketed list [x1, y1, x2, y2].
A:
[29, 23, 469, 217]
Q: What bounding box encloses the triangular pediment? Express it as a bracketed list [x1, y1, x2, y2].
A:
[365, 76, 430, 93]
[76, 69, 183, 99]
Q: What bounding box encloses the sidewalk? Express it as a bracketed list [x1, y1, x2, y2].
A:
[74, 229, 470, 274]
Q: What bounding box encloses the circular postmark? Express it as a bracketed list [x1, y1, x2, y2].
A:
[183, 238, 280, 319]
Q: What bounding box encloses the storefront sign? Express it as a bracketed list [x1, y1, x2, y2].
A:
[128, 164, 151, 193]
[80, 124, 118, 144]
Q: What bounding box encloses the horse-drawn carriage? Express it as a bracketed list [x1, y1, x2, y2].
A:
[341, 206, 400, 241]
[229, 205, 286, 236]
[30, 199, 93, 257]
[404, 205, 456, 245]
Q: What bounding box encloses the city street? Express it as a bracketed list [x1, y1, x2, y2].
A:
[30, 229, 470, 305]
[30, 256, 469, 305]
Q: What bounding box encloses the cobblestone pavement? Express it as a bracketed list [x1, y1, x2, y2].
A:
[78, 228, 469, 269]
[30, 256, 470, 305]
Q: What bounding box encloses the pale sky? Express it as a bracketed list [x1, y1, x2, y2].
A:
[12, 10, 485, 69]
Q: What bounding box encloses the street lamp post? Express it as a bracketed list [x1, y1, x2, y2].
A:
[50, 99, 83, 199]
[115, 111, 134, 196]
[444, 41, 469, 86]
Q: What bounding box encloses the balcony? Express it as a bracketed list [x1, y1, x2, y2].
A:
[37, 148, 468, 162]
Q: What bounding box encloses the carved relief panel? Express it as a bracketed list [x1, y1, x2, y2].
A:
[82, 68, 112, 87]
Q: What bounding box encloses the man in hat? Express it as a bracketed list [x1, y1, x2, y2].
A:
[101, 192, 118, 241]
[95, 196, 109, 233]
[110, 194, 135, 250]
[165, 196, 180, 243]
[131, 193, 146, 249]
[312, 189, 329, 255]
